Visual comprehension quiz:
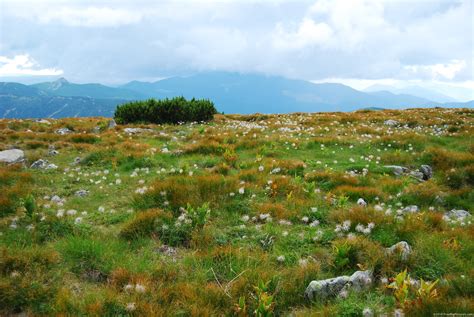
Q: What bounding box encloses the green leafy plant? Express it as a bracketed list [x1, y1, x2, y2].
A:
[253, 280, 275, 317]
[332, 242, 356, 273]
[387, 269, 439, 309]
[234, 296, 248, 317]
[416, 279, 439, 304]
[387, 269, 410, 307]
[23, 194, 36, 218]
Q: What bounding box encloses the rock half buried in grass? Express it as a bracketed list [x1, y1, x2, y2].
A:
[385, 241, 411, 261]
[305, 270, 373, 301]
[443, 209, 471, 222]
[384, 165, 409, 176]
[30, 159, 48, 169]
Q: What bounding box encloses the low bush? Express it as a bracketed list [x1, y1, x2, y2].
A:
[114, 97, 217, 124]
[0, 166, 32, 217]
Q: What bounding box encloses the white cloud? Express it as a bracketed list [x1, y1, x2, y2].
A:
[0, 54, 63, 77]
[272, 18, 333, 50]
[37, 7, 143, 27]
[404, 59, 467, 80]
[0, 1, 472, 84]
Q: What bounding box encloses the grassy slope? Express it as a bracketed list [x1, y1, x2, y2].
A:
[0, 108, 473, 316]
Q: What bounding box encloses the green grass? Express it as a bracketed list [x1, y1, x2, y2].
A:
[0, 108, 473, 315]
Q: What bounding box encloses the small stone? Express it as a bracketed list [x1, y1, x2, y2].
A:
[384, 119, 399, 126]
[402, 205, 419, 213]
[55, 128, 72, 135]
[75, 189, 89, 197]
[386, 241, 411, 261]
[30, 159, 48, 169]
[357, 198, 367, 207]
[48, 149, 59, 156]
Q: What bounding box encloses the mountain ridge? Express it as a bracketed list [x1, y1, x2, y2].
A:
[0, 72, 472, 118]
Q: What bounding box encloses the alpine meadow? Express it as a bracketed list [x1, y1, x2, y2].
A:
[1, 0, 473, 316]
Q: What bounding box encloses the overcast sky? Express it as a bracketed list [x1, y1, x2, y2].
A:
[0, 0, 473, 97]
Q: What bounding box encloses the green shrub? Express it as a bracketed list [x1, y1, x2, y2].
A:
[114, 97, 217, 124]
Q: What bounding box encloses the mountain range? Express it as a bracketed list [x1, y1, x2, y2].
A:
[1, 72, 472, 118]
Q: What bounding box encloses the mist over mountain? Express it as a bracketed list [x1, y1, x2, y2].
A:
[0, 72, 472, 118]
[364, 84, 458, 103]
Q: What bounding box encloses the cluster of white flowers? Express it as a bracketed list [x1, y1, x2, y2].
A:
[355, 222, 375, 235]
[125, 303, 136, 312]
[124, 283, 146, 293]
[175, 210, 192, 227]
[335, 220, 352, 233]
[135, 186, 148, 195]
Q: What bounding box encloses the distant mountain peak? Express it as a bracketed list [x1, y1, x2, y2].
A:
[50, 77, 69, 90]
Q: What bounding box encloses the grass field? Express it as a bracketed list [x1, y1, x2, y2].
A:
[0, 108, 473, 316]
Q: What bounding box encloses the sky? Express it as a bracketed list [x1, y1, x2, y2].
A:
[0, 0, 473, 100]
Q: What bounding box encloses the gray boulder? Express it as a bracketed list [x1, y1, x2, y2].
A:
[305, 270, 373, 301]
[444, 209, 471, 222]
[0, 149, 25, 164]
[386, 241, 411, 261]
[419, 165, 433, 180]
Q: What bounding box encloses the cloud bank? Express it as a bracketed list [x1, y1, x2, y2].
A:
[0, 0, 472, 91]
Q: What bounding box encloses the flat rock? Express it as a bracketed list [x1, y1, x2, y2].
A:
[124, 127, 153, 134]
[0, 149, 25, 164]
